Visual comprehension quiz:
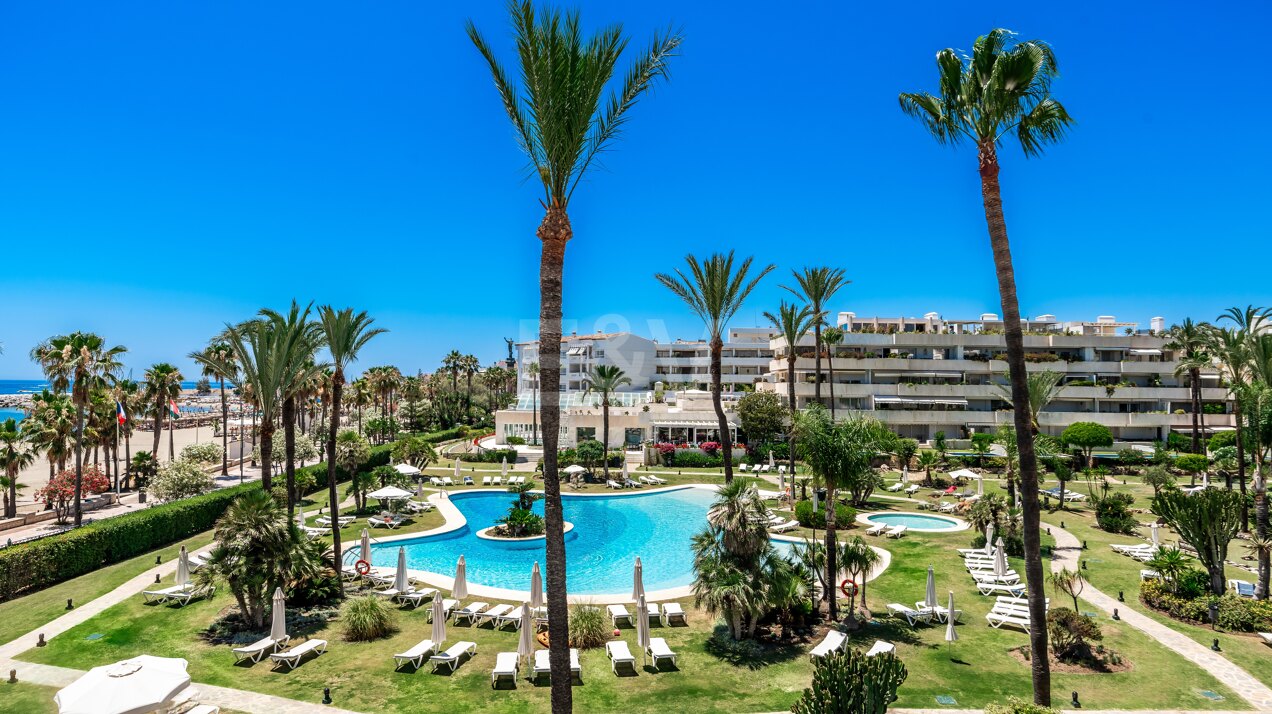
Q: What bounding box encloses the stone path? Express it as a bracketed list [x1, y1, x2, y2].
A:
[1045, 520, 1272, 711]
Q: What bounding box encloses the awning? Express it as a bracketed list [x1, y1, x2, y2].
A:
[1094, 346, 1124, 351]
[1170, 425, 1234, 434]
[651, 419, 735, 428]
[566, 347, 587, 356]
[1129, 348, 1162, 356]
[873, 396, 967, 406]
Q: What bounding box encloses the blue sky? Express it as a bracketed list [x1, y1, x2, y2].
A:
[1, 1, 1269, 380]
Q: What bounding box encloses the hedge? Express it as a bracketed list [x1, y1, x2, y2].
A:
[0, 441, 394, 602]
[1141, 578, 1272, 632]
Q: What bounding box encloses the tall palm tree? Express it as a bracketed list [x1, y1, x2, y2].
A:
[460, 354, 480, 424]
[24, 390, 75, 477]
[0, 418, 33, 518]
[317, 306, 385, 588]
[31, 333, 127, 526]
[468, 4, 680, 704]
[996, 370, 1064, 435]
[658, 253, 773, 483]
[821, 326, 844, 419]
[190, 342, 237, 476]
[583, 365, 631, 479]
[1218, 306, 1271, 532]
[261, 302, 326, 518]
[350, 378, 372, 436]
[528, 361, 540, 446]
[142, 363, 183, 463]
[783, 267, 849, 411]
[223, 318, 288, 492]
[764, 301, 815, 477]
[900, 29, 1073, 705]
[1167, 318, 1212, 453]
[113, 379, 142, 490]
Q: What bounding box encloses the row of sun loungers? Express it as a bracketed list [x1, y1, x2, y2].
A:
[142, 582, 215, 607]
[606, 602, 687, 628]
[230, 634, 328, 670]
[809, 630, 894, 660]
[985, 596, 1048, 632]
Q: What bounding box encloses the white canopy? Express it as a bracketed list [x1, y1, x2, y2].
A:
[563, 465, 587, 474]
[57, 656, 191, 714]
[393, 463, 421, 476]
[948, 469, 979, 481]
[367, 486, 414, 501]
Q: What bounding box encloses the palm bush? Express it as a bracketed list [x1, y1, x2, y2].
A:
[341, 595, 397, 641]
[567, 603, 610, 649]
[791, 648, 907, 714]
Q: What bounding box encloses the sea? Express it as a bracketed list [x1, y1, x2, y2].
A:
[0, 378, 229, 423]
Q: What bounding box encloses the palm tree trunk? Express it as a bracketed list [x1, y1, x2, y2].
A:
[259, 419, 274, 491]
[124, 430, 132, 491]
[824, 483, 838, 620]
[532, 384, 539, 446]
[73, 403, 84, 527]
[978, 143, 1050, 706]
[537, 207, 572, 714]
[326, 371, 346, 593]
[1258, 459, 1269, 599]
[1236, 399, 1248, 530]
[827, 345, 837, 420]
[1190, 370, 1201, 454]
[601, 400, 610, 480]
[152, 399, 164, 462]
[813, 323, 823, 407]
[711, 339, 733, 483]
[283, 396, 297, 519]
[786, 357, 797, 477]
[219, 379, 229, 476]
[167, 413, 175, 461]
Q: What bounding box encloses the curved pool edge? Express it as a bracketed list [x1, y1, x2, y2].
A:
[856, 511, 969, 533]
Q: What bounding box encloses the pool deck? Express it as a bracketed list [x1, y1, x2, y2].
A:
[348, 483, 891, 604]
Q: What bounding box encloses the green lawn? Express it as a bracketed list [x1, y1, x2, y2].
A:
[0, 531, 215, 647]
[0, 682, 61, 713]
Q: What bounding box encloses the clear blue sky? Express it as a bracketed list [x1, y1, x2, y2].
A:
[2, 1, 1269, 380]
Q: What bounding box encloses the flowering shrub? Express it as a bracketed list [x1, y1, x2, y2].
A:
[655, 443, 676, 455]
[700, 441, 721, 455]
[35, 466, 111, 523]
[180, 442, 224, 465]
[1140, 579, 1272, 632]
[150, 459, 217, 502]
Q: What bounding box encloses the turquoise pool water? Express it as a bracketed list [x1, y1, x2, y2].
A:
[368, 487, 728, 595]
[862, 513, 961, 531]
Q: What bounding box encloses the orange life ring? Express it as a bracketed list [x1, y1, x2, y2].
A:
[355, 559, 371, 576]
[840, 578, 857, 598]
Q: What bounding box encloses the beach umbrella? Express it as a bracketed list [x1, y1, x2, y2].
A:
[1202, 471, 1209, 489]
[944, 591, 958, 649]
[393, 547, 409, 593]
[501, 457, 508, 477]
[530, 561, 544, 609]
[175, 546, 190, 586]
[296, 503, 305, 525]
[270, 587, 287, 643]
[993, 537, 1009, 578]
[924, 565, 938, 609]
[623, 460, 630, 480]
[1150, 522, 1161, 548]
[416, 481, 424, 498]
[632, 557, 645, 602]
[769, 451, 776, 469]
[902, 465, 909, 483]
[393, 463, 420, 477]
[55, 655, 192, 714]
[431, 594, 446, 645]
[453, 555, 468, 599]
[812, 486, 819, 513]
[360, 529, 372, 562]
[517, 602, 534, 662]
[635, 593, 651, 665]
[977, 475, 984, 496]
[984, 523, 996, 556]
[367, 486, 413, 501]
[454, 459, 462, 479]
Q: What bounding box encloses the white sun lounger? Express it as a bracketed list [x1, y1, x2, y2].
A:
[738, 463, 750, 472]
[769, 519, 800, 533]
[393, 639, 437, 669]
[315, 515, 355, 527]
[606, 479, 623, 489]
[367, 516, 400, 529]
[232, 635, 288, 664]
[453, 602, 491, 626]
[463, 475, 475, 485]
[166, 584, 214, 607]
[661, 602, 687, 626]
[865, 523, 887, 536]
[395, 588, 439, 607]
[428, 598, 460, 621]
[477, 604, 515, 624]
[886, 483, 904, 492]
[916, 603, 962, 623]
[532, 648, 582, 680]
[404, 501, 432, 513]
[865, 640, 896, 657]
[938, 502, 959, 513]
[605, 640, 637, 674]
[885, 525, 907, 538]
[186, 706, 220, 714]
[442, 476, 455, 487]
[608, 604, 633, 627]
[269, 639, 327, 670]
[971, 572, 1020, 585]
[904, 484, 920, 494]
[978, 581, 1027, 597]
[1258, 632, 1272, 646]
[494, 605, 545, 630]
[482, 476, 492, 486]
[646, 474, 666, 484]
[886, 603, 931, 626]
[429, 477, 443, 487]
[492, 476, 503, 485]
[986, 610, 1032, 631]
[809, 629, 847, 659]
[491, 651, 519, 687]
[430, 641, 477, 673]
[143, 584, 193, 604]
[647, 637, 678, 667]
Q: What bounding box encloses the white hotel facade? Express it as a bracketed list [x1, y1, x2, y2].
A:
[493, 311, 1234, 448]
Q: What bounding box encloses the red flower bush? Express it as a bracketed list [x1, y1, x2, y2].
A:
[35, 466, 110, 523]
[700, 441, 721, 455]
[655, 443, 676, 455]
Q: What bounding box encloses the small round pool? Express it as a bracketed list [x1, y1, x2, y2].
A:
[860, 512, 966, 532]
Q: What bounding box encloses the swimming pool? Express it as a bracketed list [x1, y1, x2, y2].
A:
[366, 487, 727, 596]
[860, 512, 966, 532]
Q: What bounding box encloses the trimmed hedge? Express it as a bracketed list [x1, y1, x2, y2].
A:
[0, 441, 395, 602]
[1141, 578, 1272, 632]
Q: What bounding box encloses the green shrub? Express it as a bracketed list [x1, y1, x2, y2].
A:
[671, 450, 723, 468]
[970, 532, 1024, 558]
[506, 435, 526, 446]
[793, 500, 857, 529]
[341, 595, 397, 641]
[466, 447, 519, 464]
[791, 647, 907, 714]
[1045, 607, 1102, 661]
[1175, 453, 1209, 474]
[1140, 579, 1272, 632]
[568, 603, 611, 649]
[984, 697, 1061, 714]
[1092, 491, 1137, 534]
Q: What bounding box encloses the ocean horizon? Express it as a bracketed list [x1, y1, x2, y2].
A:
[0, 378, 230, 395]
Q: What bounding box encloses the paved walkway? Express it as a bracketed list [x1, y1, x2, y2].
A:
[1045, 521, 1272, 711]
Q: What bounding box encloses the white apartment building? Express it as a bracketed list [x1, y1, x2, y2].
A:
[757, 311, 1233, 443]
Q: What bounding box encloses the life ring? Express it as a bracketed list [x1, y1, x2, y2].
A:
[355, 559, 371, 576]
[840, 579, 857, 598]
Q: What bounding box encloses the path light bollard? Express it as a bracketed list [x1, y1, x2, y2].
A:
[155, 574, 161, 584]
[36, 634, 45, 647]
[1112, 608, 1120, 620]
[1071, 691, 1081, 708]
[155, 555, 162, 565]
[1212, 638, 1221, 652]
[1060, 520, 1065, 529]
[1118, 591, 1124, 602]
[66, 599, 73, 610]
[323, 687, 332, 704]
[1081, 560, 1087, 570]
[1083, 540, 1088, 549]
[1046, 528, 1051, 536]
[8, 669, 16, 683]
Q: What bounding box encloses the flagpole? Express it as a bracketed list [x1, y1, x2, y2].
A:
[115, 404, 121, 497]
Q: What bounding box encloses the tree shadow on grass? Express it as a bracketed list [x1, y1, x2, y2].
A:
[703, 624, 803, 670]
[852, 618, 926, 649]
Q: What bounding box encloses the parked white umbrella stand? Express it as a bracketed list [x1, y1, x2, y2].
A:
[993, 537, 1009, 578]
[1150, 522, 1161, 548]
[623, 460, 630, 480]
[501, 457, 508, 478]
[977, 475, 984, 497]
[902, 465, 909, 483]
[530, 561, 544, 609]
[811, 487, 819, 514]
[632, 557, 645, 602]
[431, 594, 446, 644]
[944, 591, 958, 658]
[270, 587, 288, 643]
[636, 593, 651, 666]
[984, 523, 996, 557]
[924, 565, 938, 610]
[453, 555, 468, 599]
[360, 529, 372, 563]
[517, 602, 534, 664]
[393, 547, 409, 593]
[176, 546, 190, 587]
[769, 451, 776, 469]
[454, 459, 462, 480]
[55, 655, 192, 714]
